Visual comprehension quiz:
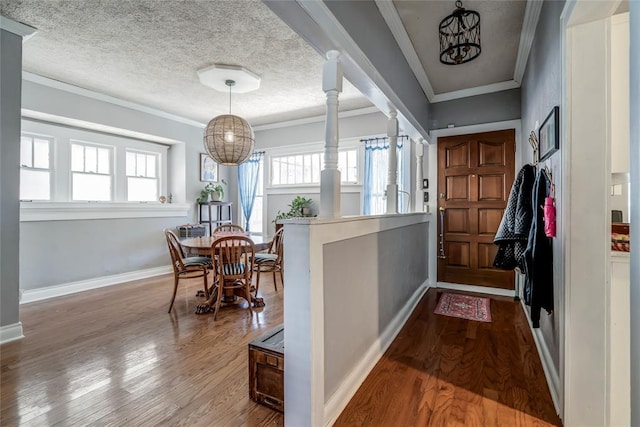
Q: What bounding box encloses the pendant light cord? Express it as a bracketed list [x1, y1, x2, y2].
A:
[229, 83, 232, 115]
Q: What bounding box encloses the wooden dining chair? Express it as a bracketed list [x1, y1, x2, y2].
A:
[253, 227, 284, 296]
[210, 236, 255, 320]
[164, 229, 213, 313]
[213, 224, 245, 234]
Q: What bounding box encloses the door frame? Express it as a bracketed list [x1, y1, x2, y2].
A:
[428, 119, 522, 297]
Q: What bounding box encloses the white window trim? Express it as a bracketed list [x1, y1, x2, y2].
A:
[20, 202, 190, 222]
[19, 119, 173, 220]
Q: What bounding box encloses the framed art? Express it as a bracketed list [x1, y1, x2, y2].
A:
[538, 106, 559, 162]
[200, 153, 219, 182]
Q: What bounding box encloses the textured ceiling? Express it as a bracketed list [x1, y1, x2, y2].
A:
[393, 0, 526, 94]
[0, 0, 372, 126]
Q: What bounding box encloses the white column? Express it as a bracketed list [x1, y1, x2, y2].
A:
[320, 50, 343, 218]
[414, 138, 425, 212]
[386, 111, 399, 214]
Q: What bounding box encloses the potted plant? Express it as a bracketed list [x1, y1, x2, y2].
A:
[197, 179, 226, 203]
[273, 196, 314, 232]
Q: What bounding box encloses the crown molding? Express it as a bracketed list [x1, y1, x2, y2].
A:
[253, 106, 381, 132]
[374, 0, 435, 100]
[431, 80, 520, 103]
[22, 72, 207, 129]
[513, 0, 544, 84]
[294, 0, 429, 142]
[0, 16, 37, 39]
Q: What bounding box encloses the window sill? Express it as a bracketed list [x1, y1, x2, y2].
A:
[267, 184, 361, 195]
[20, 202, 191, 222]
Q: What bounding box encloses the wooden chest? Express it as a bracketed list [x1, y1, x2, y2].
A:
[249, 325, 284, 412]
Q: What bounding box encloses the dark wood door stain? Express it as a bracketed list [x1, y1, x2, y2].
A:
[437, 129, 516, 289]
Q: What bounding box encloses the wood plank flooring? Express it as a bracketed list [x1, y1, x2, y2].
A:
[0, 273, 285, 426]
[334, 289, 562, 426]
[2, 278, 561, 426]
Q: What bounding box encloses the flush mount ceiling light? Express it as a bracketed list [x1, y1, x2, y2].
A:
[200, 65, 259, 165]
[439, 0, 481, 65]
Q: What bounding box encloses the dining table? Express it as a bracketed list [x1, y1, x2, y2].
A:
[180, 232, 269, 314]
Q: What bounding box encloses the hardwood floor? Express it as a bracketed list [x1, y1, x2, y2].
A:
[0, 273, 284, 426]
[2, 279, 561, 426]
[334, 289, 562, 426]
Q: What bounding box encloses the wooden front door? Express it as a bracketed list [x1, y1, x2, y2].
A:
[437, 130, 515, 289]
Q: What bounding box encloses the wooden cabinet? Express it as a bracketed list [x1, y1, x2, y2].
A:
[198, 202, 232, 236]
[249, 325, 284, 412]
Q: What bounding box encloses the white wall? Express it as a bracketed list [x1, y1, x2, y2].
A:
[283, 213, 430, 426]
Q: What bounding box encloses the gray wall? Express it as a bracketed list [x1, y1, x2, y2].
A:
[323, 222, 429, 400]
[255, 111, 387, 149]
[17, 80, 236, 293]
[429, 88, 521, 130]
[520, 0, 565, 375]
[0, 29, 23, 328]
[630, 2, 639, 424]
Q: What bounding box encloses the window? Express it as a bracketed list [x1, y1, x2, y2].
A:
[71, 142, 112, 201]
[338, 149, 358, 183]
[270, 149, 357, 186]
[20, 134, 52, 200]
[363, 139, 406, 215]
[126, 151, 159, 202]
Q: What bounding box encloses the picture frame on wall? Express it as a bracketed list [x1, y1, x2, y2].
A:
[538, 106, 560, 162]
[200, 153, 219, 182]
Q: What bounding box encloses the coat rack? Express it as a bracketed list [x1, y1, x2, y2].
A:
[529, 131, 539, 165]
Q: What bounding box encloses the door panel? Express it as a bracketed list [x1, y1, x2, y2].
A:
[437, 129, 515, 289]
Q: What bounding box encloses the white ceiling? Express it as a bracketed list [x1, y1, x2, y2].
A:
[0, 0, 372, 127]
[1, 0, 538, 128]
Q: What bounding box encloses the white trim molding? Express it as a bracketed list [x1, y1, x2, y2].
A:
[20, 265, 172, 304]
[514, 0, 545, 84]
[436, 281, 516, 298]
[0, 16, 37, 39]
[431, 80, 520, 103]
[0, 322, 25, 344]
[374, 0, 542, 102]
[521, 300, 562, 414]
[23, 72, 206, 128]
[20, 202, 190, 222]
[295, 0, 429, 142]
[253, 106, 381, 132]
[374, 0, 435, 100]
[323, 281, 429, 426]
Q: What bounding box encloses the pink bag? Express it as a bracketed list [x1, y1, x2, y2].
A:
[543, 197, 556, 238]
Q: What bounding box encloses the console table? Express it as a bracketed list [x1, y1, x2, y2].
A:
[198, 201, 232, 236]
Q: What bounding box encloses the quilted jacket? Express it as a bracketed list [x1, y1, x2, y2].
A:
[493, 164, 536, 270]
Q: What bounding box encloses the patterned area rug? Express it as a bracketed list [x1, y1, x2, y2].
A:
[434, 292, 492, 322]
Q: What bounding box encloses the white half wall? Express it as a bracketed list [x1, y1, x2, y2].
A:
[283, 213, 431, 426]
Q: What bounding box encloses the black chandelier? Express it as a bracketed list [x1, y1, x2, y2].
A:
[439, 0, 481, 65]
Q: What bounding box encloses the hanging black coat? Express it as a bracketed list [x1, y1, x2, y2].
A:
[493, 164, 536, 270]
[522, 170, 554, 328]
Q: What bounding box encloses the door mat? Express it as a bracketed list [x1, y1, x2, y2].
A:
[434, 292, 492, 322]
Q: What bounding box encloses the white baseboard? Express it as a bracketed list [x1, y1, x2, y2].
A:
[436, 281, 517, 298]
[0, 322, 24, 344]
[520, 300, 561, 415]
[20, 265, 172, 304]
[323, 281, 429, 426]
